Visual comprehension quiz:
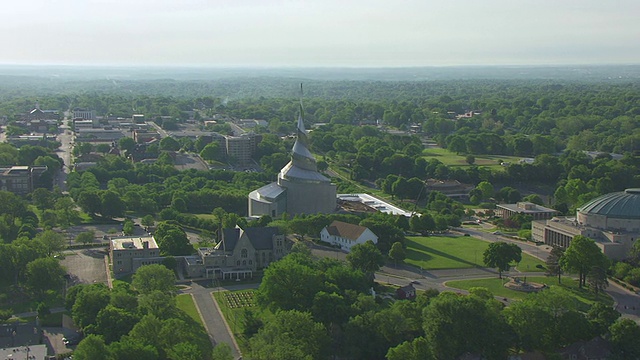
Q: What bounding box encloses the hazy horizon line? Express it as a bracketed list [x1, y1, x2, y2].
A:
[1, 63, 639, 70]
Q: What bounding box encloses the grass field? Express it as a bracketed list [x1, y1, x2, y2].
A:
[405, 235, 545, 271]
[421, 147, 521, 170]
[176, 294, 204, 326]
[194, 213, 217, 221]
[213, 290, 273, 354]
[446, 276, 613, 310]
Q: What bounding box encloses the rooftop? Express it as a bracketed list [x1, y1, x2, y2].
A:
[325, 220, 369, 241]
[337, 193, 413, 217]
[496, 202, 558, 214]
[111, 236, 158, 250]
[578, 189, 640, 219]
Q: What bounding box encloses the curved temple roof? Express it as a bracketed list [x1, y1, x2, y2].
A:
[578, 188, 640, 219]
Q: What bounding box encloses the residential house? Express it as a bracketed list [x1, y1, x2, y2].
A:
[396, 284, 416, 300]
[320, 220, 378, 252]
[560, 336, 611, 360]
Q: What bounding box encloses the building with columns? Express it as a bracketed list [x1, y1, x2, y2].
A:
[532, 189, 640, 259]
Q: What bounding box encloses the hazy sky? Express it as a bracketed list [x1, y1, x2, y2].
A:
[2, 0, 638, 67]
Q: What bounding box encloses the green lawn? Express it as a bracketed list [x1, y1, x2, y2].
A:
[213, 290, 273, 354]
[176, 294, 204, 326]
[421, 148, 521, 170]
[194, 213, 217, 221]
[405, 236, 545, 271]
[446, 276, 613, 310]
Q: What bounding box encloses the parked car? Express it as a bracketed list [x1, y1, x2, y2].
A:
[63, 333, 82, 346]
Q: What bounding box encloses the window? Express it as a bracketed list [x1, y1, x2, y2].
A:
[237, 260, 241, 266]
[241, 249, 248, 258]
[249, 260, 252, 265]
[243, 260, 247, 266]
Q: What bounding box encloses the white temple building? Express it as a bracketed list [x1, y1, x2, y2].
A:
[248, 98, 336, 217]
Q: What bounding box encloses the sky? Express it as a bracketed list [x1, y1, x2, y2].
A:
[1, 0, 639, 67]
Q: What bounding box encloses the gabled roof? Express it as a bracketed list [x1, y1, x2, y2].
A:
[397, 284, 416, 293]
[324, 220, 368, 241]
[560, 336, 611, 358]
[217, 227, 280, 252]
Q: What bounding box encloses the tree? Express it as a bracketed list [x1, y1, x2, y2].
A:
[159, 137, 181, 151]
[388, 242, 406, 267]
[37, 302, 51, 319]
[587, 302, 620, 336]
[503, 287, 580, 351]
[475, 181, 494, 200]
[76, 230, 95, 245]
[200, 142, 223, 162]
[212, 343, 234, 360]
[74, 334, 110, 360]
[395, 215, 410, 231]
[95, 143, 111, 154]
[101, 191, 125, 219]
[77, 191, 102, 215]
[94, 305, 140, 343]
[132, 264, 176, 296]
[249, 310, 330, 360]
[72, 284, 111, 329]
[54, 196, 81, 229]
[586, 265, 609, 297]
[257, 255, 323, 311]
[31, 188, 56, 211]
[157, 228, 192, 256]
[483, 242, 522, 279]
[127, 315, 164, 354]
[34, 230, 66, 256]
[423, 292, 511, 359]
[560, 235, 608, 288]
[141, 215, 155, 228]
[465, 154, 476, 165]
[123, 219, 134, 236]
[108, 337, 159, 360]
[346, 240, 384, 278]
[545, 246, 564, 283]
[119, 137, 136, 154]
[138, 290, 177, 319]
[26, 257, 66, 298]
[610, 319, 640, 359]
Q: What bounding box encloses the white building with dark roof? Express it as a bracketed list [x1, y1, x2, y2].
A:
[320, 220, 378, 252]
[248, 96, 336, 217]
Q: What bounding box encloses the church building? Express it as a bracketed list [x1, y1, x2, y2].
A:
[248, 98, 336, 217]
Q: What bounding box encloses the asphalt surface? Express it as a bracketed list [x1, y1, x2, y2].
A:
[181, 281, 258, 360]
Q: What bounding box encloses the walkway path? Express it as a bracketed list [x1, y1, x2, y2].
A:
[182, 280, 259, 360]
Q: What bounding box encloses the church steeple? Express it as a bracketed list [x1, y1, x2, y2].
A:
[290, 84, 317, 171]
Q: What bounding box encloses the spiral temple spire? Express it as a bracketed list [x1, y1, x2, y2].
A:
[290, 83, 317, 171]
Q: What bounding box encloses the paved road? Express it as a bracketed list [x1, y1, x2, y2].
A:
[185, 235, 640, 358]
[55, 121, 73, 192]
[181, 281, 259, 360]
[310, 237, 640, 322]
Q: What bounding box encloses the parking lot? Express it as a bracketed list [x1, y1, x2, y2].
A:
[60, 248, 108, 285]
